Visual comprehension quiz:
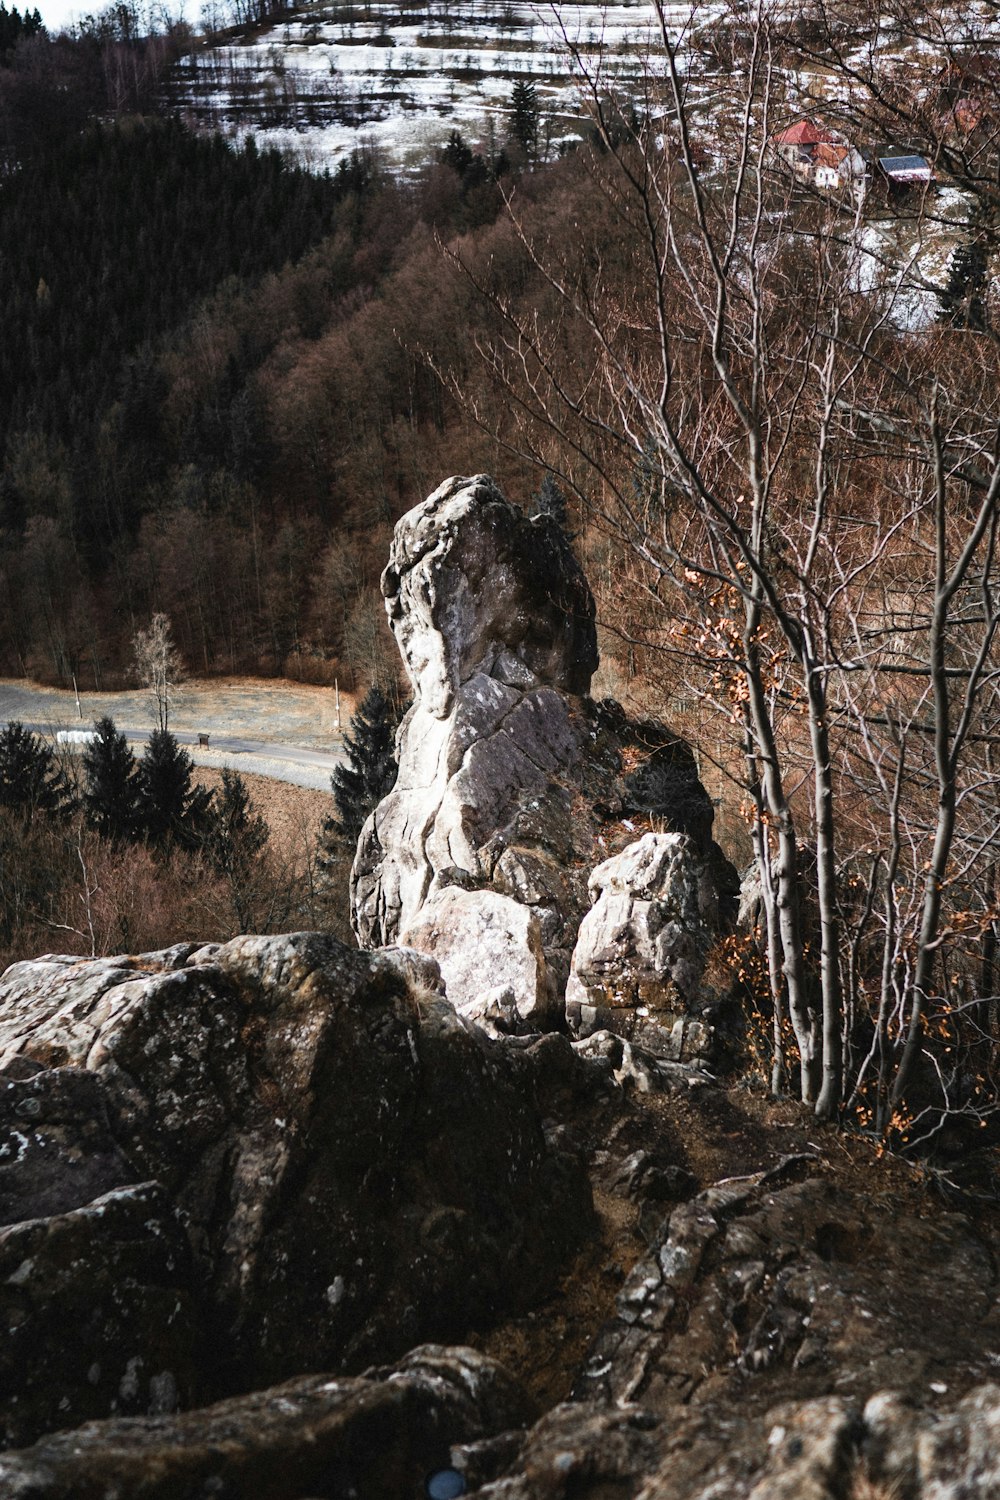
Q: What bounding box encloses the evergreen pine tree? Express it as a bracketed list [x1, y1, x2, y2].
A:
[326, 685, 401, 846]
[442, 129, 474, 176]
[202, 768, 271, 933]
[137, 729, 213, 849]
[0, 721, 73, 821]
[82, 716, 141, 842]
[938, 234, 990, 330]
[203, 767, 269, 874]
[509, 78, 540, 160]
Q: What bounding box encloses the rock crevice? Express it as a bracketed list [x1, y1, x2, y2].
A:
[0, 933, 592, 1443]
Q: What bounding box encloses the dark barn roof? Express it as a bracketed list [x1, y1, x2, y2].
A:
[878, 153, 933, 181]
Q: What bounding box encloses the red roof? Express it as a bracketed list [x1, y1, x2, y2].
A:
[773, 118, 836, 146]
[812, 142, 849, 167]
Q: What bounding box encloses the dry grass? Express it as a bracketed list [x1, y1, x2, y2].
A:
[193, 766, 331, 870]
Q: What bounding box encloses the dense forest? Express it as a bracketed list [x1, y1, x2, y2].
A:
[0, 2, 558, 690]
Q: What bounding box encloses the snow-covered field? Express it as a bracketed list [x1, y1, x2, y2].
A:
[170, 0, 732, 169]
[166, 0, 1000, 319]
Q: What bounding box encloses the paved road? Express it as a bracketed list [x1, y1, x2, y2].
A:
[23, 723, 342, 772]
[5, 706, 344, 791]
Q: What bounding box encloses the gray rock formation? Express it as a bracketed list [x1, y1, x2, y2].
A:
[467, 1140, 1000, 1500]
[381, 472, 597, 717]
[471, 1383, 1000, 1500]
[351, 474, 598, 1027]
[565, 832, 720, 1062]
[351, 475, 733, 1028]
[0, 1179, 198, 1448]
[0, 934, 591, 1442]
[578, 1158, 1000, 1413]
[2, 916, 999, 1498]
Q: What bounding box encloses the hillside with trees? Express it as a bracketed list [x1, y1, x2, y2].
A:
[6, 4, 1000, 1490]
[4, 0, 1000, 1140]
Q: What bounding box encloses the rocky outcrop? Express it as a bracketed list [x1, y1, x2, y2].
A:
[0, 1180, 199, 1449]
[0, 934, 592, 1442]
[351, 475, 734, 1027]
[472, 1383, 1000, 1500]
[3, 917, 1000, 1496]
[350, 473, 598, 1027]
[0, 1345, 532, 1500]
[576, 1159, 1000, 1417]
[467, 1139, 1000, 1499]
[565, 833, 721, 1063]
[401, 885, 559, 1029]
[380, 473, 597, 717]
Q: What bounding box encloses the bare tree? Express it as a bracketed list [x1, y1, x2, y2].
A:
[432, 0, 1000, 1132]
[132, 611, 185, 731]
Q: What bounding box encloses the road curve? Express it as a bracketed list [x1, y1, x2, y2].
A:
[10, 720, 343, 792]
[1, 679, 347, 790]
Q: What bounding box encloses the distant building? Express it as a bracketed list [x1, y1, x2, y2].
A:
[771, 117, 866, 200]
[876, 152, 935, 191]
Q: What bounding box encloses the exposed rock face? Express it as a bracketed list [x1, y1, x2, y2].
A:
[381, 472, 598, 716]
[473, 1384, 1000, 1500]
[468, 1139, 1000, 1500]
[0, 935, 591, 1442]
[565, 833, 720, 1062]
[3, 917, 1000, 1497]
[351, 473, 598, 1027]
[577, 1160, 1000, 1412]
[351, 475, 733, 1026]
[0, 1345, 531, 1500]
[401, 886, 559, 1028]
[0, 1180, 198, 1449]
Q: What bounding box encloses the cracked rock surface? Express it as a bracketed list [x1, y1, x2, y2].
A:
[351, 475, 733, 1028]
[459, 1082, 1000, 1500]
[0, 1345, 531, 1500]
[2, 940, 1000, 1498]
[566, 832, 721, 1064]
[0, 934, 591, 1443]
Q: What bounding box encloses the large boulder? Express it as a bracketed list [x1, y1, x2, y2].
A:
[351, 475, 734, 1027]
[0, 934, 592, 1441]
[400, 886, 559, 1028]
[565, 832, 721, 1063]
[0, 1180, 199, 1449]
[0, 1345, 531, 1500]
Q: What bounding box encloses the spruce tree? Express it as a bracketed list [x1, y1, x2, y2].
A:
[326, 685, 401, 845]
[510, 78, 539, 160]
[137, 729, 213, 849]
[442, 129, 473, 176]
[0, 721, 73, 822]
[938, 234, 990, 330]
[82, 717, 140, 842]
[202, 768, 271, 933]
[203, 767, 269, 874]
